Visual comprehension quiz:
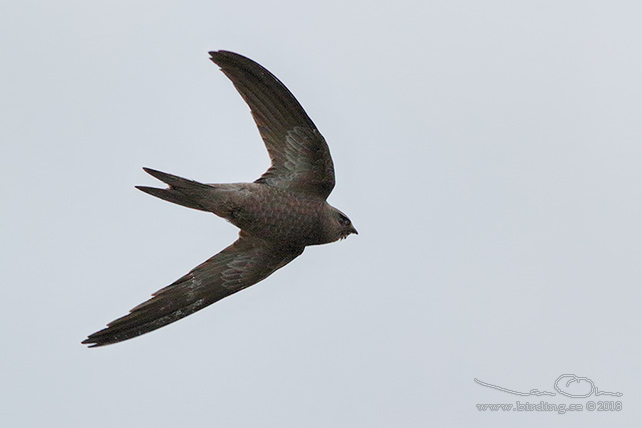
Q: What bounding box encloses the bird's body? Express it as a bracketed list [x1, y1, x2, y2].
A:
[83, 51, 356, 347]
[221, 185, 334, 246]
[141, 173, 345, 246]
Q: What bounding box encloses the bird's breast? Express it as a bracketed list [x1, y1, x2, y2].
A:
[224, 184, 329, 246]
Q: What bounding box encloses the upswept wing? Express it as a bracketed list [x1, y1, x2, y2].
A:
[83, 235, 303, 347]
[209, 51, 335, 199]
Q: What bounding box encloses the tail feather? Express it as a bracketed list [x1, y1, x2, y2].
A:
[137, 168, 216, 212]
[136, 186, 210, 211]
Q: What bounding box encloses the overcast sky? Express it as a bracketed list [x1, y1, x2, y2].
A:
[2, 1, 641, 427]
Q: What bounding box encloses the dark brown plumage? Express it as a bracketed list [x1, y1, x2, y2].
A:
[82, 51, 356, 347]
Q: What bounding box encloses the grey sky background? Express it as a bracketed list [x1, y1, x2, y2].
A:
[2, 1, 641, 426]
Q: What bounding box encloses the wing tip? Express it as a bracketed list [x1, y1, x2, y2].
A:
[208, 50, 261, 73]
[208, 50, 233, 65]
[208, 50, 238, 60]
[81, 327, 136, 348]
[81, 333, 109, 348]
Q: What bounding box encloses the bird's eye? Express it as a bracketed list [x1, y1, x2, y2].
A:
[338, 214, 350, 226]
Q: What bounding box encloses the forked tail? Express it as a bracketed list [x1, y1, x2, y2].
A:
[136, 168, 216, 212]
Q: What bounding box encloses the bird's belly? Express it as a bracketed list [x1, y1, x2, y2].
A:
[227, 188, 326, 245]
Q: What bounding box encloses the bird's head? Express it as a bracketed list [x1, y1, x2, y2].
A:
[329, 207, 358, 241]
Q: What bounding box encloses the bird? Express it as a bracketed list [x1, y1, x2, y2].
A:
[82, 51, 357, 347]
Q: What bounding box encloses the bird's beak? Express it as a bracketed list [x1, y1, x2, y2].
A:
[350, 226, 358, 235]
